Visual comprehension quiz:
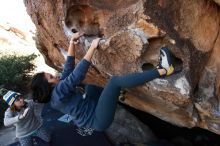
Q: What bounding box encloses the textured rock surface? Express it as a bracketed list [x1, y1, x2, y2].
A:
[106, 105, 155, 144]
[213, 0, 220, 5]
[24, 0, 220, 135]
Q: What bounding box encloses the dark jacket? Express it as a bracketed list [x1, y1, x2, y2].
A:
[50, 56, 97, 128]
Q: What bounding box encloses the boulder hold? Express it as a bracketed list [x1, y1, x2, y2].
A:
[24, 0, 220, 135]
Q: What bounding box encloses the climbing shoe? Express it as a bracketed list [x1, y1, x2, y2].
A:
[157, 47, 174, 76]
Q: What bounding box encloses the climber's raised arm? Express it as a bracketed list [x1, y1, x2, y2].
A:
[83, 38, 101, 62]
[68, 32, 83, 57]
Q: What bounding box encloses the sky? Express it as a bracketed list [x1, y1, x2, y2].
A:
[0, 0, 56, 74]
[0, 0, 36, 32]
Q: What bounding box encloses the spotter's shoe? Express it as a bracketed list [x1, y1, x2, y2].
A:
[157, 47, 174, 76]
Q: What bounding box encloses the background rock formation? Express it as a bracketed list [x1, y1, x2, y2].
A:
[24, 0, 220, 135]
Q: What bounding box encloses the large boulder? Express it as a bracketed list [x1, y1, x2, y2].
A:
[106, 105, 155, 144]
[24, 0, 220, 135]
[213, 0, 220, 5]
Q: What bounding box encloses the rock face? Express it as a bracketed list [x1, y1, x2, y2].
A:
[213, 0, 220, 5]
[24, 0, 220, 135]
[106, 105, 155, 144]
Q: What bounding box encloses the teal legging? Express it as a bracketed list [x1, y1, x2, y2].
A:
[90, 69, 160, 131]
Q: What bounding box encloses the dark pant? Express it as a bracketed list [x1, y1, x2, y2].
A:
[90, 69, 160, 131]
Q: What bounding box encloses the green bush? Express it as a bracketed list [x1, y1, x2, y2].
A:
[0, 53, 37, 90]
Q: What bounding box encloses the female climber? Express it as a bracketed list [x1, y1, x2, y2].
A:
[30, 32, 174, 131]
